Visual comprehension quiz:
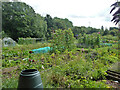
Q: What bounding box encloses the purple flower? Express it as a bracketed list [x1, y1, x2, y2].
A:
[76, 34, 78, 36]
[29, 59, 31, 62]
[82, 48, 84, 52]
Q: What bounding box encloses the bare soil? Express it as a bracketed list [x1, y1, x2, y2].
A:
[106, 80, 120, 88]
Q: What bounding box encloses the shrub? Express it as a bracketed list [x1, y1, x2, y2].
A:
[51, 29, 76, 53]
[78, 34, 100, 48]
[18, 37, 36, 45]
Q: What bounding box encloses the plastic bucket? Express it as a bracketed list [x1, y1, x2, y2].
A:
[18, 69, 43, 89]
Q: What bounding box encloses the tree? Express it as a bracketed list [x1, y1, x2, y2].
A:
[45, 14, 54, 29]
[109, 29, 118, 36]
[109, 27, 118, 30]
[31, 13, 47, 39]
[80, 26, 86, 35]
[53, 17, 73, 30]
[110, 1, 120, 25]
[101, 26, 104, 30]
[103, 29, 109, 36]
[2, 2, 36, 41]
[45, 14, 54, 40]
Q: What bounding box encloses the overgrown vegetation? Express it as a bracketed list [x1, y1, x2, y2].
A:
[2, 1, 120, 89]
[18, 38, 36, 45]
[77, 33, 100, 48]
[51, 29, 76, 53]
[2, 33, 119, 88]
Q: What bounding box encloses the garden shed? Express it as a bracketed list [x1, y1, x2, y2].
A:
[2, 37, 16, 47]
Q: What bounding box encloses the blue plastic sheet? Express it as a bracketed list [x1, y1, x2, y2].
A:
[100, 43, 112, 46]
[32, 47, 52, 53]
[31, 46, 65, 54]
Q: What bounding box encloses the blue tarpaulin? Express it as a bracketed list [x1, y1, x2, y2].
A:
[32, 47, 52, 53]
[31, 46, 65, 54]
[100, 43, 112, 46]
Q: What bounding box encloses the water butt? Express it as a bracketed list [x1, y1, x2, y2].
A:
[18, 69, 43, 89]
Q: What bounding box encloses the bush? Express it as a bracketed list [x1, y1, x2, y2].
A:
[77, 34, 100, 48]
[101, 35, 118, 41]
[51, 29, 76, 53]
[18, 37, 36, 45]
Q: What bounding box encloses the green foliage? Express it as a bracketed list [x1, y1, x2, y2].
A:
[2, 2, 47, 41]
[101, 35, 118, 41]
[53, 17, 73, 30]
[45, 14, 54, 40]
[32, 14, 47, 39]
[0, 31, 8, 39]
[2, 76, 18, 88]
[51, 29, 76, 53]
[2, 1, 120, 88]
[71, 26, 101, 37]
[2, 2, 35, 40]
[2, 1, 119, 42]
[103, 29, 109, 36]
[2, 42, 119, 88]
[72, 26, 118, 38]
[44, 15, 73, 40]
[78, 33, 100, 48]
[18, 37, 36, 45]
[109, 29, 118, 36]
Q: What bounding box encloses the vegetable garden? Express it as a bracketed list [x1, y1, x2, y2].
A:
[2, 29, 119, 88]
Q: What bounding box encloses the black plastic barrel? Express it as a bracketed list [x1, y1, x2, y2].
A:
[18, 69, 43, 89]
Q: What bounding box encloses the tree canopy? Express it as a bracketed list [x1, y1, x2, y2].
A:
[2, 1, 118, 41]
[2, 2, 47, 41]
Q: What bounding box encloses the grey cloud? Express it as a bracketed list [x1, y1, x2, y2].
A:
[68, 7, 111, 22]
[68, 15, 87, 18]
[104, 16, 111, 22]
[68, 15, 95, 18]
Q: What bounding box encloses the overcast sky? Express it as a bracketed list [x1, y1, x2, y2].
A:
[20, 0, 118, 29]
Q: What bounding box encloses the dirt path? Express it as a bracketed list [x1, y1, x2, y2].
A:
[2, 66, 18, 74]
[106, 80, 120, 88]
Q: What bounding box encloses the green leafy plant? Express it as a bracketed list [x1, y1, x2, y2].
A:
[18, 37, 36, 45]
[78, 33, 101, 48]
[51, 29, 76, 53]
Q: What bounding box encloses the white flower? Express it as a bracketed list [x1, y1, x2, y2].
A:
[42, 65, 44, 69]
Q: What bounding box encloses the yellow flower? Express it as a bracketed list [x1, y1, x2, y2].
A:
[106, 86, 110, 88]
[102, 80, 106, 82]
